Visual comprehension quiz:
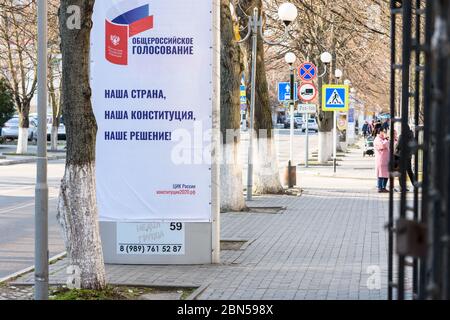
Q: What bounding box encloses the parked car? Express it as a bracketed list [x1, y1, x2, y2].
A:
[46, 116, 66, 141]
[0, 116, 38, 141]
[294, 116, 303, 127]
[284, 116, 299, 129]
[301, 118, 319, 132]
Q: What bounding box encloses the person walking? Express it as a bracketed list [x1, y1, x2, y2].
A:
[372, 120, 381, 138]
[362, 121, 368, 137]
[374, 129, 390, 193]
[394, 126, 415, 192]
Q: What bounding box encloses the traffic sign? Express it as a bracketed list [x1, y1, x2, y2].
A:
[278, 82, 298, 102]
[298, 104, 316, 114]
[240, 85, 246, 97]
[298, 62, 317, 82]
[298, 83, 317, 102]
[322, 85, 349, 111]
[337, 114, 348, 131]
[240, 85, 246, 111]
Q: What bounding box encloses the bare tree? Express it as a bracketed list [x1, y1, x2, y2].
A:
[0, 0, 37, 154]
[220, 0, 247, 212]
[57, 0, 106, 290]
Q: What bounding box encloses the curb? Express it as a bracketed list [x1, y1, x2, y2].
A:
[297, 172, 374, 181]
[0, 155, 66, 166]
[186, 282, 211, 300]
[0, 252, 67, 285]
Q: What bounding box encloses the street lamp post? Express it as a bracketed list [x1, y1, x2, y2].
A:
[285, 52, 296, 187]
[318, 52, 332, 77]
[333, 68, 343, 173]
[35, 0, 49, 300]
[238, 3, 297, 201]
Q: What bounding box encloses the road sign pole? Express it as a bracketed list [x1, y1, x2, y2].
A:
[305, 114, 309, 168]
[246, 10, 258, 201]
[333, 110, 337, 173]
[322, 84, 349, 174]
[290, 103, 294, 171]
[288, 67, 295, 188]
[35, 0, 49, 300]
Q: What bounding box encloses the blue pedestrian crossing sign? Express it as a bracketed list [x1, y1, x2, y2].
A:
[278, 82, 298, 102]
[322, 85, 349, 111]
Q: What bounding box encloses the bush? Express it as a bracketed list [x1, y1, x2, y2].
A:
[0, 78, 15, 128]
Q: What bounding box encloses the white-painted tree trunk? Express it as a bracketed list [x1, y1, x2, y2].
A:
[220, 141, 246, 212]
[253, 136, 283, 194]
[318, 131, 332, 164]
[16, 127, 29, 154]
[51, 125, 58, 151]
[57, 163, 106, 289]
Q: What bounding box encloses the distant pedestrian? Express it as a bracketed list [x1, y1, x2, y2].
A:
[362, 121, 370, 137]
[382, 119, 390, 132]
[394, 126, 415, 192]
[374, 128, 390, 193]
[372, 120, 382, 138]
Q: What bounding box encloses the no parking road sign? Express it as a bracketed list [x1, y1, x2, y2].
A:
[298, 62, 317, 82]
[322, 85, 349, 111]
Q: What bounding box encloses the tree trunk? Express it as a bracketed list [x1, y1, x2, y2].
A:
[16, 103, 30, 154]
[239, 0, 283, 195]
[57, 0, 106, 290]
[220, 0, 246, 212]
[51, 125, 58, 151]
[317, 65, 333, 163]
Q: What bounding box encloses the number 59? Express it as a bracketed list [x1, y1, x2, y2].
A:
[170, 222, 182, 231]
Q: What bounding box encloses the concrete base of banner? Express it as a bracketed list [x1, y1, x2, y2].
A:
[99, 221, 213, 265]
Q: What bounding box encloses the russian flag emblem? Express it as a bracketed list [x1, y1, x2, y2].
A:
[105, 3, 154, 65]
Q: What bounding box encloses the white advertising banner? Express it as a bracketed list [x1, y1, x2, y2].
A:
[91, 0, 213, 222]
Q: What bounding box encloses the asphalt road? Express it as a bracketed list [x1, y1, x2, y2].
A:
[0, 160, 65, 279]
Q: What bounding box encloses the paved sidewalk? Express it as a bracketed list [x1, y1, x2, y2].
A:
[5, 142, 396, 300]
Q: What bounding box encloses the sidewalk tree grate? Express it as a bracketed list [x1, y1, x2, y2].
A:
[247, 206, 286, 214]
[220, 239, 249, 251]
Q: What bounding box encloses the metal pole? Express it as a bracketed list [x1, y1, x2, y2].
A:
[398, 0, 413, 300]
[419, 0, 433, 300]
[246, 9, 258, 201]
[333, 111, 337, 173]
[35, 0, 49, 300]
[333, 77, 339, 173]
[305, 113, 309, 168]
[211, 0, 221, 264]
[412, 0, 421, 298]
[388, 0, 397, 300]
[288, 67, 294, 187]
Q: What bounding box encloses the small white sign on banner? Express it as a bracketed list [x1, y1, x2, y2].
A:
[117, 222, 185, 255]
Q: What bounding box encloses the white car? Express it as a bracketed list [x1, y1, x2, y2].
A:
[46, 116, 66, 141]
[1, 117, 38, 141]
[294, 116, 303, 127]
[301, 118, 319, 132]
